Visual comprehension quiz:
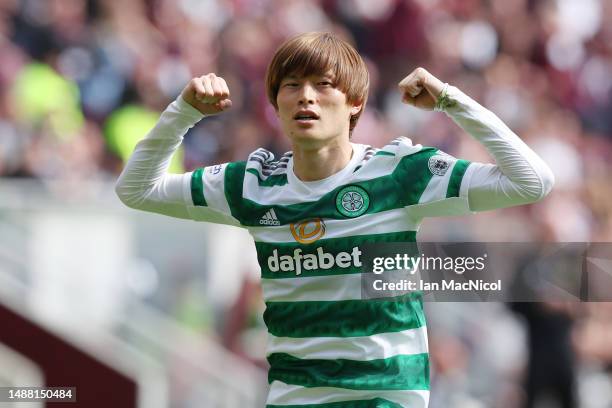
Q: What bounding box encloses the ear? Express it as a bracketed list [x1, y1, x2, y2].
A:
[350, 102, 363, 116]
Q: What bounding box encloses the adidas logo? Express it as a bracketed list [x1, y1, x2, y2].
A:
[260, 208, 280, 226]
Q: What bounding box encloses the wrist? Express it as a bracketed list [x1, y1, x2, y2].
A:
[176, 95, 207, 119]
[424, 75, 445, 98]
[434, 83, 455, 112]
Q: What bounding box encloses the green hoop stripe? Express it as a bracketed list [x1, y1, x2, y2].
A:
[257, 231, 417, 279]
[266, 397, 403, 408]
[264, 293, 425, 338]
[190, 167, 206, 206]
[268, 353, 430, 391]
[224, 161, 247, 219]
[446, 160, 471, 198]
[246, 168, 289, 187]
[226, 149, 439, 226]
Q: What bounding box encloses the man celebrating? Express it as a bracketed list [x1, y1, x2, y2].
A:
[116, 32, 554, 407]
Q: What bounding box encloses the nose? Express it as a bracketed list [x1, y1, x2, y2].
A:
[298, 83, 317, 105]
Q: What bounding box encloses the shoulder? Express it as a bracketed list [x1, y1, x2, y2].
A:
[357, 137, 459, 181]
[247, 147, 292, 167]
[245, 147, 292, 186]
[356, 137, 437, 170]
[378, 136, 435, 158]
[382, 138, 463, 181]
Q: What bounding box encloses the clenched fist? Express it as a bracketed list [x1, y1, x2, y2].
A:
[398, 67, 446, 111]
[181, 73, 232, 115]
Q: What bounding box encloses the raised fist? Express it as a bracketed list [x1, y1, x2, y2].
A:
[398, 67, 445, 111]
[181, 73, 232, 115]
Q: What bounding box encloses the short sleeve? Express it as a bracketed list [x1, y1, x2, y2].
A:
[184, 161, 246, 227]
[390, 139, 476, 217]
[414, 151, 476, 217]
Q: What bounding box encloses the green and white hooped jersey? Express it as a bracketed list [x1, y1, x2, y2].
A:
[186, 137, 473, 408]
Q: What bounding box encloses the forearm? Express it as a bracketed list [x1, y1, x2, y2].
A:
[441, 86, 555, 211]
[115, 96, 204, 217]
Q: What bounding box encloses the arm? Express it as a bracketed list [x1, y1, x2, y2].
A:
[398, 68, 554, 212]
[441, 85, 554, 211]
[115, 73, 233, 218]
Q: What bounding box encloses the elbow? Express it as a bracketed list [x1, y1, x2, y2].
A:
[114, 181, 132, 208]
[115, 180, 145, 210]
[539, 165, 555, 199]
[525, 164, 555, 203]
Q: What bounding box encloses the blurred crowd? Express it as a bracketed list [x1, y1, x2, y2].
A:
[0, 0, 611, 236]
[1, 0, 611, 237]
[1, 0, 612, 406]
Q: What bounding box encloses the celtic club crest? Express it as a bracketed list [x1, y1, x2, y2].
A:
[428, 155, 451, 176]
[335, 185, 370, 218]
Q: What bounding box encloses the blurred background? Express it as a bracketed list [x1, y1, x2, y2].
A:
[0, 0, 611, 406]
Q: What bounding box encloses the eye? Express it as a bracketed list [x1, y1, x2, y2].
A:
[318, 81, 333, 86]
[283, 82, 298, 88]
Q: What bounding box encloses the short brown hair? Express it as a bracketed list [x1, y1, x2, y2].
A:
[265, 32, 369, 134]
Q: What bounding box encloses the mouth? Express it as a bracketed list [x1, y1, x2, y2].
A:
[293, 110, 320, 122]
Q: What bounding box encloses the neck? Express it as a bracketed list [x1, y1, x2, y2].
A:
[292, 139, 353, 181]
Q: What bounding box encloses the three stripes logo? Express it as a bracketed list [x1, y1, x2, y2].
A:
[260, 208, 280, 226]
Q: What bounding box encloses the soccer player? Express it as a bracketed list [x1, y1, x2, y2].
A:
[116, 32, 554, 407]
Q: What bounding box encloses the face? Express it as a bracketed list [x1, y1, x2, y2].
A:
[276, 72, 361, 148]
